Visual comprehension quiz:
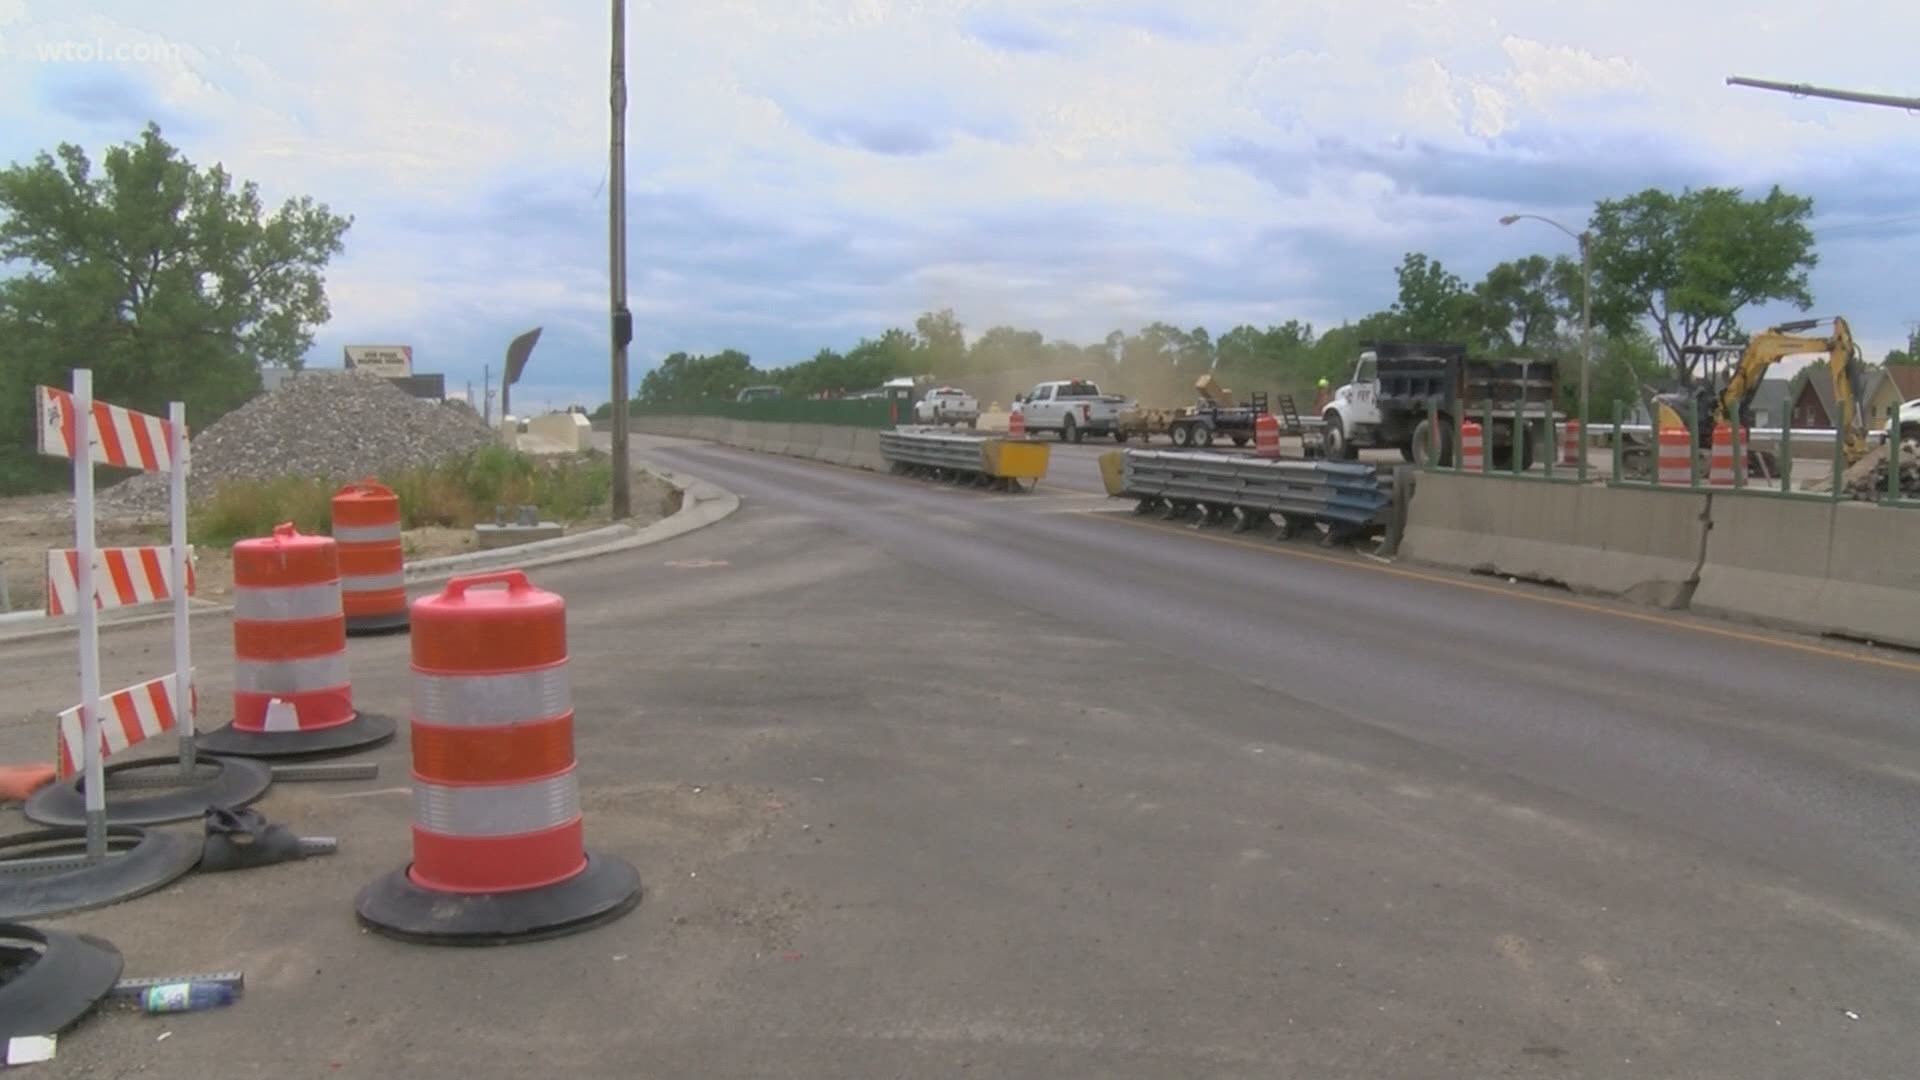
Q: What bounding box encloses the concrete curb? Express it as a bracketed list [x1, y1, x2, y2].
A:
[0, 462, 741, 646]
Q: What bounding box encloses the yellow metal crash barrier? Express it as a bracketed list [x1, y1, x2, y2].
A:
[879, 429, 1051, 491]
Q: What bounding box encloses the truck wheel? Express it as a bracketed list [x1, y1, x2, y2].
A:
[1063, 416, 1082, 443]
[1171, 423, 1192, 448]
[1324, 414, 1355, 460]
[1113, 429, 1128, 443]
[1199, 427, 1215, 448]
[1231, 435, 1248, 448]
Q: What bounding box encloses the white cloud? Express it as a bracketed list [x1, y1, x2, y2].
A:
[2, 0, 1918, 388]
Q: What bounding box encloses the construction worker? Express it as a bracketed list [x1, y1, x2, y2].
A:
[1312, 376, 1332, 412]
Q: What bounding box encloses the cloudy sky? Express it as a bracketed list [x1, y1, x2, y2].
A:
[2, 0, 1917, 409]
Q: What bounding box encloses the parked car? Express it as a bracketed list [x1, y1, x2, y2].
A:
[1015, 379, 1133, 443]
[914, 386, 979, 427]
[735, 385, 782, 402]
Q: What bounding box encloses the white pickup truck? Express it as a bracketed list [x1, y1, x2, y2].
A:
[1015, 379, 1133, 443]
[914, 386, 979, 427]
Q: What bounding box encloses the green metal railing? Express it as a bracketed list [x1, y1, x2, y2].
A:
[1418, 397, 1917, 508]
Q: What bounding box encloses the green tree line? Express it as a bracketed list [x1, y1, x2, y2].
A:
[614, 183, 1870, 417]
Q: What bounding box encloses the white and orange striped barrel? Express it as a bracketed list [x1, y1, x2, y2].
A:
[1657, 426, 1692, 486]
[332, 480, 408, 632]
[1460, 420, 1484, 472]
[1708, 425, 1746, 487]
[1561, 419, 1583, 465]
[231, 524, 356, 733]
[406, 570, 583, 894]
[1253, 413, 1280, 458]
[1008, 406, 1025, 439]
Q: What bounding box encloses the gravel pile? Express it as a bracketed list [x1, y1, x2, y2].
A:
[105, 370, 497, 516]
[1846, 452, 1920, 501]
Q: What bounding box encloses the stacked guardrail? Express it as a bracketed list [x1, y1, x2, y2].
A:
[879, 428, 1050, 492]
[1118, 449, 1392, 538]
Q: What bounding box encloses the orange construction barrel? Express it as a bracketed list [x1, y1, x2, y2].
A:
[334, 480, 409, 636]
[354, 570, 641, 945]
[196, 523, 396, 759]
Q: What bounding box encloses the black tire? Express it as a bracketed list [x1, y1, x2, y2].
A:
[1064, 416, 1082, 444]
[1199, 426, 1215, 448]
[1113, 429, 1128, 443]
[1324, 413, 1355, 460]
[1231, 435, 1249, 448]
[1171, 423, 1193, 448]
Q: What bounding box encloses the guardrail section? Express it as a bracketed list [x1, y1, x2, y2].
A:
[878, 428, 1050, 491]
[1112, 449, 1392, 538]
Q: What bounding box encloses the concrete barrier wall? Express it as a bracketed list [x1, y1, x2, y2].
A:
[1400, 472, 1707, 608]
[1405, 471, 1920, 646]
[629, 415, 888, 473]
[1692, 496, 1920, 649]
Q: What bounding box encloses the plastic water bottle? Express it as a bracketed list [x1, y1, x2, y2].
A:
[140, 982, 237, 1014]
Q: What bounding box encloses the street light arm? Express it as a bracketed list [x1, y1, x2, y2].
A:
[1499, 212, 1582, 245]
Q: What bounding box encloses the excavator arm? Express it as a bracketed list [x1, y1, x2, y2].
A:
[1668, 316, 1873, 465]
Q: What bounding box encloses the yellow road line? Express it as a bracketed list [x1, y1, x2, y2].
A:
[1079, 510, 1920, 676]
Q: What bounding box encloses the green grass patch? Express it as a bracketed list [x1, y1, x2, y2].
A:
[189, 448, 615, 547]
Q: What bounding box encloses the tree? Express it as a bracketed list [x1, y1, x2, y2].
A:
[0, 122, 351, 492]
[1887, 329, 1919, 366]
[1474, 255, 1575, 355]
[1389, 253, 1477, 342]
[914, 309, 965, 373]
[968, 326, 1046, 372]
[1586, 185, 1816, 384]
[634, 349, 760, 405]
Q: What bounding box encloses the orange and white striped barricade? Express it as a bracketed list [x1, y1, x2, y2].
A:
[1561, 420, 1583, 466]
[1657, 426, 1693, 486]
[1459, 420, 1484, 473]
[333, 480, 410, 635]
[19, 372, 272, 851]
[355, 570, 641, 944]
[196, 524, 395, 759]
[1708, 424, 1747, 487]
[1008, 405, 1026, 440]
[1253, 413, 1280, 459]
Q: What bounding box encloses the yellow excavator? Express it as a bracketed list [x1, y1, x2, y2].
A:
[1656, 315, 1872, 467]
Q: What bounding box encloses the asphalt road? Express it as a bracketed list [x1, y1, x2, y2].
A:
[5, 433, 1917, 1078]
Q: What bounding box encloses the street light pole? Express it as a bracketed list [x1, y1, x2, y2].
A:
[1500, 212, 1592, 483]
[608, 0, 632, 519]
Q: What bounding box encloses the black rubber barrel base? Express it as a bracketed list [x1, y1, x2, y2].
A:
[23, 755, 273, 828]
[196, 710, 396, 760]
[354, 852, 641, 946]
[0, 922, 123, 1038]
[345, 611, 410, 637]
[0, 826, 204, 920]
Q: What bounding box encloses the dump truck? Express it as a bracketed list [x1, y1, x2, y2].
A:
[1321, 342, 1560, 468]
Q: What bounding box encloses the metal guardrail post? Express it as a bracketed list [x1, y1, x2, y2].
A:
[1482, 400, 1494, 476]
[1610, 401, 1623, 486]
[1830, 429, 1844, 502]
[1684, 407, 1700, 489]
[1731, 418, 1745, 491]
[1888, 423, 1902, 503]
[1511, 407, 1522, 477]
[1779, 422, 1792, 492]
[1426, 399, 1439, 469]
[0, 560, 9, 614]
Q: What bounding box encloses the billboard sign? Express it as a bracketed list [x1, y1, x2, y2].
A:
[343, 345, 413, 377]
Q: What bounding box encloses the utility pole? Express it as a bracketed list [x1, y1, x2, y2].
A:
[483, 365, 494, 426]
[608, 0, 633, 519]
